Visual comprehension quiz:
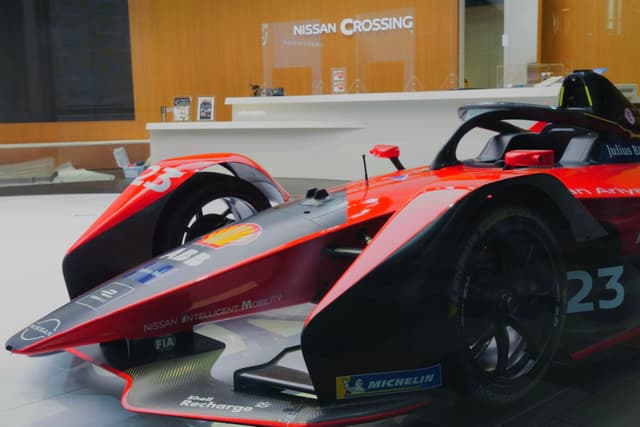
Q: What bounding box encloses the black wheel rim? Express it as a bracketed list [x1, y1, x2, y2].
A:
[179, 196, 259, 245]
[459, 216, 561, 383]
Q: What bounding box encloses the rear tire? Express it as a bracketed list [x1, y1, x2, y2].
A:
[448, 205, 565, 404]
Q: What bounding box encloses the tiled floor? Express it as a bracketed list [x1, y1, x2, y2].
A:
[1, 177, 639, 427]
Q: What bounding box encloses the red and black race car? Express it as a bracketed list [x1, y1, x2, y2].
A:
[6, 70, 640, 426]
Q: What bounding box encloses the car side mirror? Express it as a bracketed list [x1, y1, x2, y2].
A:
[370, 144, 405, 170]
[504, 149, 555, 168]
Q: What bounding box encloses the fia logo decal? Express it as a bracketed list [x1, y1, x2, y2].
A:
[198, 223, 262, 249]
[154, 335, 177, 352]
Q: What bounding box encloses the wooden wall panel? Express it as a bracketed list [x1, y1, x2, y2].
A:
[10, 0, 640, 162]
[0, 0, 459, 155]
[271, 68, 313, 96]
[129, 0, 459, 122]
[540, 0, 640, 87]
[365, 61, 406, 93]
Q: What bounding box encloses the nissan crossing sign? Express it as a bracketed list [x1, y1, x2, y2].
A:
[293, 15, 414, 37]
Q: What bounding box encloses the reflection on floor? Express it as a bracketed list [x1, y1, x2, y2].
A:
[1, 179, 640, 427]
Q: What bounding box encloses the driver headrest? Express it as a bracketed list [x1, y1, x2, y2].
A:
[560, 70, 640, 134]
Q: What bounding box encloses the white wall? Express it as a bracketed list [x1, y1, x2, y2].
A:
[464, 3, 504, 89]
[502, 0, 539, 86]
[148, 87, 559, 181]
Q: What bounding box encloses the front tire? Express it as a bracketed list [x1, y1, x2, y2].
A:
[153, 173, 270, 255]
[449, 205, 565, 405]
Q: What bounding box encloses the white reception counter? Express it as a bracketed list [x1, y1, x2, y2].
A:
[148, 86, 560, 180]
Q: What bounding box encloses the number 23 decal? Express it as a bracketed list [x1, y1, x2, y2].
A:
[131, 166, 185, 193]
[567, 265, 624, 314]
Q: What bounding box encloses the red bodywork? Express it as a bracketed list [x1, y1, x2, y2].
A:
[10, 159, 640, 356]
[68, 153, 289, 253]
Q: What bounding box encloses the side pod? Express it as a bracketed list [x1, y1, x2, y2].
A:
[302, 188, 470, 403]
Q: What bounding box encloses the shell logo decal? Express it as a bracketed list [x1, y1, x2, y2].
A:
[199, 223, 262, 249]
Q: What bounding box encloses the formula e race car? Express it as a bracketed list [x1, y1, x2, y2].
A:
[6, 70, 640, 426]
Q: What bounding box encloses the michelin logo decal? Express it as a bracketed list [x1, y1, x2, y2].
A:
[336, 365, 441, 399]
